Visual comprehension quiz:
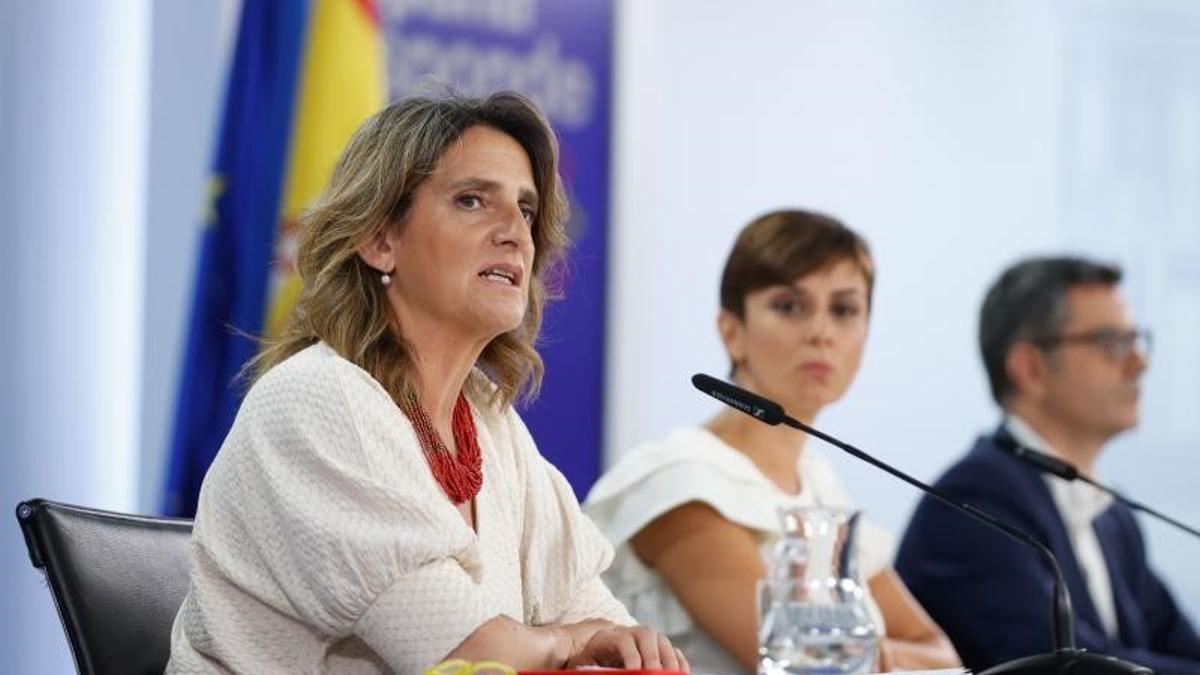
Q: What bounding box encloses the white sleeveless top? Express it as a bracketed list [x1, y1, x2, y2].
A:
[584, 427, 893, 674]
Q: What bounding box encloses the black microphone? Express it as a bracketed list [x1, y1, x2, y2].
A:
[691, 373, 1151, 675]
[995, 428, 1200, 540]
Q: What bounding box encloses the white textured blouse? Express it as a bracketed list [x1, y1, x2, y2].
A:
[166, 343, 632, 674]
[584, 427, 893, 675]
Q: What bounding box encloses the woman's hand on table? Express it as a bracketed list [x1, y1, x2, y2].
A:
[561, 621, 689, 671]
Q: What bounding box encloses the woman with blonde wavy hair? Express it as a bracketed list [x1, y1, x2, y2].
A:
[166, 92, 685, 673]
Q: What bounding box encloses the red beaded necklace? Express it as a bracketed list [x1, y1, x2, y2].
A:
[404, 392, 482, 504]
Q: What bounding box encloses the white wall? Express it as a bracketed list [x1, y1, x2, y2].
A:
[609, 0, 1198, 614]
[0, 2, 150, 672]
[0, 1, 229, 670]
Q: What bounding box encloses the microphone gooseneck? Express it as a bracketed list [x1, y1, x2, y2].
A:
[691, 373, 1152, 675]
[994, 428, 1200, 540]
[691, 374, 1076, 653]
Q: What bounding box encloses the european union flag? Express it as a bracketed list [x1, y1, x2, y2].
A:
[163, 0, 310, 516]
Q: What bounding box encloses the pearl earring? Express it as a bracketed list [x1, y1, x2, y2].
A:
[381, 271, 392, 286]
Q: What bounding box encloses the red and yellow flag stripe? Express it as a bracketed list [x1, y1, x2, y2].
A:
[267, 0, 386, 336]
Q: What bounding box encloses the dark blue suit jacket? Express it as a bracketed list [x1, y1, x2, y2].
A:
[896, 429, 1200, 674]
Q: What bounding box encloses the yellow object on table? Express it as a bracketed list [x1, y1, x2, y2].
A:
[424, 658, 517, 675]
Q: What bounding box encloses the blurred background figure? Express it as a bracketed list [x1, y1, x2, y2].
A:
[587, 210, 959, 673]
[897, 257, 1200, 674]
[2, 1, 1197, 672]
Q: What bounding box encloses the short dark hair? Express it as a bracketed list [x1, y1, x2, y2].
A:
[979, 256, 1122, 405]
[719, 209, 874, 318]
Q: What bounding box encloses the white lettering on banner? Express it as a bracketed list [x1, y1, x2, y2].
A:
[379, 0, 536, 35]
[387, 33, 596, 129]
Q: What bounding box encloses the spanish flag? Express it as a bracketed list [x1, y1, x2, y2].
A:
[165, 0, 385, 516]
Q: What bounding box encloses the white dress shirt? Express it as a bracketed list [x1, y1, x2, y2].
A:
[1006, 415, 1119, 638]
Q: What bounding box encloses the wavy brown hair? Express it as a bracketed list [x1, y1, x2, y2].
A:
[250, 91, 569, 409]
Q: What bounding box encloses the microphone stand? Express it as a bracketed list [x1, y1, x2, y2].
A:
[691, 373, 1151, 675]
[994, 428, 1200, 540]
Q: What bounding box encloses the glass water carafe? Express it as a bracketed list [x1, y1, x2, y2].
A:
[758, 506, 878, 675]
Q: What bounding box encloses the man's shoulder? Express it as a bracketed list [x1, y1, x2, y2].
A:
[899, 432, 1053, 561]
[909, 431, 1062, 540]
[934, 432, 1030, 493]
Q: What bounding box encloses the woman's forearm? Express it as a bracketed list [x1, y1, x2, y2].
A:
[443, 615, 569, 670]
[444, 617, 685, 671]
[880, 635, 961, 671]
[443, 616, 618, 670]
[869, 568, 961, 670]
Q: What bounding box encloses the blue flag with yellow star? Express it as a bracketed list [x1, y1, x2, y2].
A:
[163, 0, 310, 516]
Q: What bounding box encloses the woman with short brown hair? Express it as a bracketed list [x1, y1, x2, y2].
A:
[587, 209, 958, 673]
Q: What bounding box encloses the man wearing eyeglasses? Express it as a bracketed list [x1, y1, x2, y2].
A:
[895, 256, 1200, 674]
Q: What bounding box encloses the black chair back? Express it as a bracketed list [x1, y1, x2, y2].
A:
[16, 498, 194, 675]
